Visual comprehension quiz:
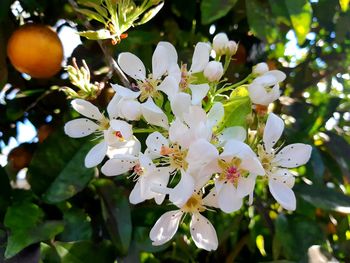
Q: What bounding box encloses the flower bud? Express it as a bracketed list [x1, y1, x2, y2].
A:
[204, 61, 224, 82]
[212, 33, 229, 56]
[253, 62, 269, 75]
[226, 40, 238, 56]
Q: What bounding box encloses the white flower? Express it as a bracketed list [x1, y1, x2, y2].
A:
[204, 61, 224, 82]
[248, 70, 286, 106]
[64, 99, 133, 168]
[212, 33, 229, 56]
[227, 40, 238, 56]
[257, 113, 312, 211]
[149, 172, 219, 251]
[116, 42, 179, 128]
[193, 139, 265, 213]
[252, 62, 269, 75]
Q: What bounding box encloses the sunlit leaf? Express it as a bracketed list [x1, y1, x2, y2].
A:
[78, 29, 112, 40]
[340, 0, 350, 12]
[136, 2, 164, 26]
[201, 0, 238, 25]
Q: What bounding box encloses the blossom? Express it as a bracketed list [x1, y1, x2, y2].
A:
[248, 70, 286, 106]
[252, 62, 269, 75]
[64, 99, 134, 168]
[212, 32, 237, 56]
[257, 113, 312, 210]
[204, 61, 224, 82]
[149, 172, 219, 251]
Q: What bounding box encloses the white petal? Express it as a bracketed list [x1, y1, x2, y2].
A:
[194, 161, 220, 190]
[146, 167, 172, 204]
[202, 189, 219, 208]
[274, 143, 312, 168]
[268, 179, 296, 211]
[141, 98, 169, 129]
[84, 141, 107, 168]
[71, 99, 104, 120]
[101, 155, 137, 176]
[111, 83, 141, 99]
[106, 94, 122, 119]
[152, 45, 168, 79]
[190, 42, 211, 73]
[183, 106, 207, 128]
[145, 132, 169, 155]
[158, 76, 179, 100]
[217, 182, 243, 213]
[150, 210, 183, 246]
[271, 169, 295, 188]
[236, 175, 256, 198]
[168, 63, 181, 83]
[64, 118, 99, 138]
[110, 120, 133, 140]
[129, 180, 144, 204]
[190, 213, 218, 251]
[186, 139, 219, 172]
[119, 99, 142, 121]
[263, 113, 284, 152]
[139, 152, 156, 172]
[118, 52, 146, 80]
[170, 92, 191, 119]
[169, 118, 190, 148]
[107, 137, 141, 157]
[266, 70, 286, 82]
[169, 170, 195, 207]
[189, 84, 210, 105]
[157, 41, 178, 65]
[217, 126, 246, 145]
[207, 102, 224, 128]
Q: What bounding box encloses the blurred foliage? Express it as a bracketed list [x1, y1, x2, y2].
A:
[0, 0, 350, 262]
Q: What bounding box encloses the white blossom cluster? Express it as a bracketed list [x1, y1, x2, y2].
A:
[64, 33, 312, 251]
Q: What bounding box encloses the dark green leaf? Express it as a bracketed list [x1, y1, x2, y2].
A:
[60, 208, 92, 242]
[200, 0, 238, 25]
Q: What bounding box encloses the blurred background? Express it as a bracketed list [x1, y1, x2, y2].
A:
[0, 0, 349, 262]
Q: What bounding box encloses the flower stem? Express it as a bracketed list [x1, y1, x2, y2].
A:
[215, 74, 252, 95]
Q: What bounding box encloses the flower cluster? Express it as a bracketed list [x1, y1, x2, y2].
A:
[64, 33, 312, 251]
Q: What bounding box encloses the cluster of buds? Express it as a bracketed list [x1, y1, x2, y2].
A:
[64, 32, 311, 251]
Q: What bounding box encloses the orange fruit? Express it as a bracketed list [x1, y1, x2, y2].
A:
[7, 24, 63, 78]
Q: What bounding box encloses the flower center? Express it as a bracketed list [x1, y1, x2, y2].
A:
[181, 193, 205, 213]
[133, 163, 144, 176]
[114, 131, 125, 142]
[160, 144, 188, 170]
[179, 64, 196, 91]
[218, 157, 246, 186]
[138, 75, 160, 101]
[257, 144, 275, 173]
[98, 116, 110, 130]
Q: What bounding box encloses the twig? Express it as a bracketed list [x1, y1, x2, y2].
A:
[67, 0, 131, 88]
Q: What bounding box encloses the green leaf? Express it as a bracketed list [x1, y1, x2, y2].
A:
[94, 179, 132, 255]
[42, 141, 96, 204]
[245, 0, 278, 43]
[200, 0, 238, 25]
[54, 241, 115, 263]
[268, 0, 291, 26]
[284, 0, 312, 45]
[27, 130, 94, 198]
[340, 0, 350, 12]
[75, 8, 106, 23]
[294, 183, 350, 213]
[4, 202, 64, 258]
[221, 92, 251, 128]
[136, 2, 164, 26]
[78, 29, 112, 40]
[60, 207, 92, 242]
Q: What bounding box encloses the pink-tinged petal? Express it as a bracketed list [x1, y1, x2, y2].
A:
[150, 210, 183, 246]
[207, 102, 224, 128]
[217, 182, 243, 213]
[190, 213, 218, 251]
[110, 83, 140, 99]
[157, 41, 178, 65]
[189, 83, 210, 105]
[119, 99, 142, 121]
[186, 139, 219, 172]
[141, 98, 169, 129]
[110, 120, 133, 140]
[64, 118, 99, 138]
[158, 76, 179, 100]
[236, 175, 256, 198]
[129, 180, 143, 204]
[217, 126, 246, 145]
[202, 189, 219, 208]
[190, 42, 211, 73]
[263, 113, 284, 152]
[169, 170, 195, 207]
[152, 45, 168, 79]
[170, 92, 191, 120]
[84, 141, 107, 168]
[145, 131, 169, 155]
[268, 179, 296, 211]
[71, 99, 104, 120]
[274, 143, 312, 168]
[118, 52, 146, 80]
[101, 155, 137, 176]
